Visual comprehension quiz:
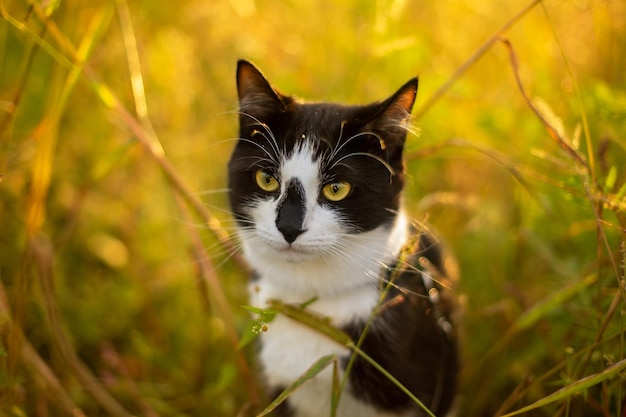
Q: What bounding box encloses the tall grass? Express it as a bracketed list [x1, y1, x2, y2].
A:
[1, 0, 624, 416]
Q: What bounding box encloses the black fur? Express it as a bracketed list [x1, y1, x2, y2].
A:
[341, 230, 457, 416]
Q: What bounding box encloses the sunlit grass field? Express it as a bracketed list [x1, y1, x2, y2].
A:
[1, 0, 625, 416]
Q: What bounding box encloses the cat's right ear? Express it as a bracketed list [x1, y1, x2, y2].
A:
[237, 60, 287, 124]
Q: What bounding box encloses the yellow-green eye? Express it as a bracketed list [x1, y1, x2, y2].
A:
[255, 170, 280, 192]
[322, 181, 352, 202]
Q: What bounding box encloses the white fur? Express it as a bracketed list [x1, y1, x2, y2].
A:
[238, 143, 412, 416]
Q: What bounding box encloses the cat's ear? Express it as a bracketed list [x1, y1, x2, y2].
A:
[367, 77, 418, 151]
[381, 77, 418, 123]
[237, 60, 288, 124]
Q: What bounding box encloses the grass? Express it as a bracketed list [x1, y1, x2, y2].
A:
[1, 0, 625, 416]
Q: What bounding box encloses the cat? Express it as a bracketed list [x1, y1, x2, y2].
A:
[228, 60, 458, 417]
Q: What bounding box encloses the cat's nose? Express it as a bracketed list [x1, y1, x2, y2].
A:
[275, 178, 306, 244]
[277, 225, 306, 244]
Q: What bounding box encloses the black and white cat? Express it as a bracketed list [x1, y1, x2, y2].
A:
[228, 60, 458, 417]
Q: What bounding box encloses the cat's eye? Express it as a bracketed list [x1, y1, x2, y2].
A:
[255, 169, 280, 192]
[322, 181, 352, 202]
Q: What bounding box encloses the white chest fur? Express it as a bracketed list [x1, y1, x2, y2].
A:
[248, 231, 386, 388]
[245, 216, 409, 416]
[251, 279, 412, 417]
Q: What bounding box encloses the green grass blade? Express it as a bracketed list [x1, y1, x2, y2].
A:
[267, 300, 353, 346]
[413, 0, 540, 120]
[539, 1, 596, 184]
[57, 4, 114, 118]
[465, 273, 599, 392]
[349, 345, 436, 417]
[256, 354, 337, 417]
[0, 7, 72, 68]
[512, 274, 597, 331]
[330, 359, 340, 417]
[500, 358, 626, 417]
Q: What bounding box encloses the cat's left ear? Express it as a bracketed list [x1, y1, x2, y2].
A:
[236, 60, 290, 126]
[367, 77, 418, 153]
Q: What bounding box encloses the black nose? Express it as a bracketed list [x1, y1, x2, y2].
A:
[277, 225, 306, 244]
[276, 179, 306, 244]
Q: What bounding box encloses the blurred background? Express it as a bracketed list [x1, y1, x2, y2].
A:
[1, 0, 625, 416]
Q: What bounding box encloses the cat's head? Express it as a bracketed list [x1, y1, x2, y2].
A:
[228, 60, 417, 266]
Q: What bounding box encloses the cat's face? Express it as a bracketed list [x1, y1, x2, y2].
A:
[228, 61, 417, 266]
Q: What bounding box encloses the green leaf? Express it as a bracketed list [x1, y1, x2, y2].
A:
[604, 165, 617, 191]
[238, 305, 279, 350]
[241, 305, 278, 323]
[256, 354, 337, 417]
[237, 319, 260, 351]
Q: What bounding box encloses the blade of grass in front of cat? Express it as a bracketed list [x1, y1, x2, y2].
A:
[268, 300, 352, 346]
[349, 345, 436, 417]
[256, 354, 337, 417]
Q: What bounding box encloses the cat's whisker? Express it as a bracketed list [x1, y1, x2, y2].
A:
[212, 136, 250, 147]
[209, 244, 247, 271]
[387, 257, 453, 291]
[252, 130, 282, 162]
[170, 215, 227, 233]
[202, 244, 238, 262]
[195, 188, 231, 196]
[329, 235, 445, 298]
[234, 155, 279, 171]
[326, 238, 384, 265]
[197, 204, 238, 218]
[220, 221, 255, 230]
[327, 131, 384, 164]
[230, 218, 257, 227]
[233, 137, 280, 166]
[326, 238, 444, 298]
[376, 278, 432, 300]
[328, 151, 395, 177]
[238, 111, 282, 160]
[318, 120, 347, 154]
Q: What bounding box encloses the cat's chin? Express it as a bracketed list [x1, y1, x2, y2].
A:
[270, 244, 319, 264]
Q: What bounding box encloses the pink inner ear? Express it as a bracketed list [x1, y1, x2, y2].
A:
[374, 79, 418, 132]
[393, 86, 417, 114]
[384, 78, 418, 120]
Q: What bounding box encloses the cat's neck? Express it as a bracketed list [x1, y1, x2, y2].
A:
[246, 212, 409, 315]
